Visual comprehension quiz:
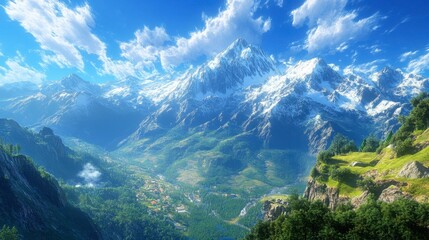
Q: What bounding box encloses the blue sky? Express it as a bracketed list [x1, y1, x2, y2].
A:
[0, 0, 428, 85]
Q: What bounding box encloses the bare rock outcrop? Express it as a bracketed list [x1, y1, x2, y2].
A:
[351, 190, 371, 207]
[397, 161, 428, 179]
[303, 178, 349, 209]
[378, 185, 411, 203]
[263, 200, 288, 221]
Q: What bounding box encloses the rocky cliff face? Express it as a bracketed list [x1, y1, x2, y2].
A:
[304, 174, 425, 209]
[0, 148, 100, 239]
[0, 119, 102, 182]
[397, 161, 429, 179]
[303, 178, 350, 209]
[263, 199, 288, 221]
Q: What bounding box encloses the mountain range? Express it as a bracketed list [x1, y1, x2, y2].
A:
[1, 38, 429, 239]
[0, 38, 428, 190]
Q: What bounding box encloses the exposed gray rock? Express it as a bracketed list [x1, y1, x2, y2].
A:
[263, 200, 288, 221]
[363, 169, 379, 178]
[397, 161, 428, 179]
[378, 185, 410, 203]
[351, 190, 371, 207]
[303, 178, 349, 209]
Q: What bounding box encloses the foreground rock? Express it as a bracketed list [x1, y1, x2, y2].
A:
[304, 178, 412, 209]
[303, 178, 350, 209]
[378, 185, 411, 203]
[263, 199, 288, 221]
[397, 161, 429, 179]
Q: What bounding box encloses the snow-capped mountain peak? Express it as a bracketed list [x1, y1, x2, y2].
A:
[59, 74, 99, 94]
[372, 67, 403, 88]
[286, 58, 341, 86]
[1, 39, 429, 154]
[206, 38, 275, 73]
[161, 38, 277, 101]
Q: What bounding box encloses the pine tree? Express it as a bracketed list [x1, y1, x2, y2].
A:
[0, 225, 19, 240]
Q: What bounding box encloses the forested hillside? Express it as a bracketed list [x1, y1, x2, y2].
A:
[0, 141, 100, 239]
[246, 93, 429, 239]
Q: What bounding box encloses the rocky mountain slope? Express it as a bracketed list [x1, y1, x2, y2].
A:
[0, 39, 427, 153]
[304, 129, 429, 209]
[0, 38, 428, 194]
[0, 118, 103, 183]
[0, 145, 100, 239]
[0, 75, 146, 148]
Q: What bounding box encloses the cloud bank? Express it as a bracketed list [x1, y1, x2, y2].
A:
[5, 0, 106, 71]
[159, 0, 271, 69]
[0, 53, 45, 86]
[407, 50, 429, 74]
[291, 0, 379, 53]
[5, 0, 271, 79]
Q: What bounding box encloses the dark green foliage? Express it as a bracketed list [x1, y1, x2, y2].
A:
[317, 150, 334, 163]
[64, 187, 184, 240]
[330, 168, 352, 182]
[359, 135, 380, 152]
[391, 93, 429, 156]
[328, 134, 357, 155]
[316, 134, 356, 165]
[410, 98, 429, 130]
[385, 131, 393, 145]
[185, 206, 247, 240]
[203, 193, 247, 220]
[376, 131, 392, 153]
[357, 178, 376, 193]
[238, 202, 264, 228]
[316, 164, 330, 182]
[396, 138, 414, 157]
[246, 196, 429, 240]
[310, 167, 319, 178]
[0, 120, 88, 181]
[410, 92, 429, 107]
[0, 140, 21, 156]
[0, 225, 19, 240]
[0, 146, 100, 239]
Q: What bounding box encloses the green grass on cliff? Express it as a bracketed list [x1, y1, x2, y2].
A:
[316, 129, 429, 200]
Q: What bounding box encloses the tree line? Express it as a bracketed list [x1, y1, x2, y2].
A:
[245, 195, 429, 240]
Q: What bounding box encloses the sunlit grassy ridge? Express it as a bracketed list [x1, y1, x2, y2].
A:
[316, 128, 429, 200]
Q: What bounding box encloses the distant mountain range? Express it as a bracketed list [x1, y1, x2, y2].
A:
[1, 39, 428, 238]
[1, 39, 427, 154]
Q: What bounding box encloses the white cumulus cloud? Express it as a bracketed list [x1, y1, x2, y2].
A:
[77, 163, 101, 187]
[0, 53, 45, 86]
[343, 59, 386, 76]
[291, 0, 379, 52]
[5, 0, 272, 79]
[5, 0, 106, 71]
[407, 50, 429, 74]
[159, 0, 271, 69]
[119, 26, 170, 71]
[400, 50, 418, 62]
